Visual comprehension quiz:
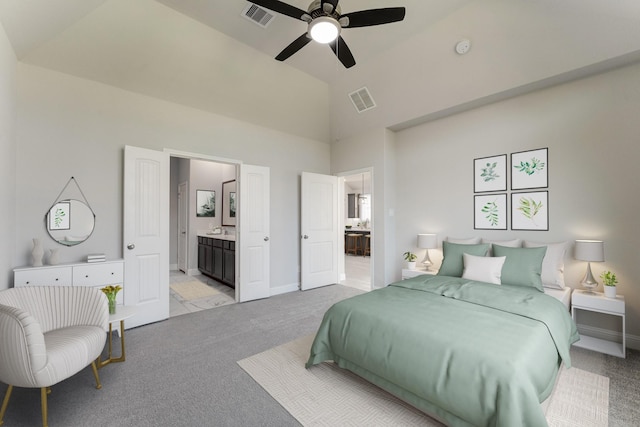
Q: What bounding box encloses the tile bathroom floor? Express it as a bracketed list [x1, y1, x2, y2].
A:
[169, 270, 236, 317]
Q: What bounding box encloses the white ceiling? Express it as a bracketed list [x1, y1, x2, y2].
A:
[0, 0, 472, 84]
[154, 0, 472, 83]
[2, 0, 640, 142]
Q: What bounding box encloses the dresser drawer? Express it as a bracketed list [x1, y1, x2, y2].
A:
[14, 266, 73, 287]
[73, 262, 124, 287]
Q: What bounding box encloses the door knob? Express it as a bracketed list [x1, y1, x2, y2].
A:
[264, 237, 269, 241]
[127, 243, 135, 250]
[303, 235, 309, 239]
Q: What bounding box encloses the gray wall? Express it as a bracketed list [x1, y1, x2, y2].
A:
[0, 26, 16, 289]
[13, 63, 330, 292]
[393, 61, 640, 347]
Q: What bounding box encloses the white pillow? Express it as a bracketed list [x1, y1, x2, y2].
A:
[462, 253, 506, 285]
[448, 237, 481, 244]
[523, 241, 567, 289]
[482, 238, 522, 256]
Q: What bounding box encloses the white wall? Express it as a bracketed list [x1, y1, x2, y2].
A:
[15, 63, 330, 291]
[0, 23, 16, 289]
[393, 61, 640, 346]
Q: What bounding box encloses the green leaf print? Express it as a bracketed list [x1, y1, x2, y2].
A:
[481, 201, 500, 227]
[514, 157, 545, 176]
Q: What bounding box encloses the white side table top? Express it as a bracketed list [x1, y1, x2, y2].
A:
[108, 305, 136, 323]
[572, 290, 625, 314]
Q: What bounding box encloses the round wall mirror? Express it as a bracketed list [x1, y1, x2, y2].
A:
[46, 199, 95, 246]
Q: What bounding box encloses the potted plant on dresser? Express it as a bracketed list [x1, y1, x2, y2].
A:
[600, 270, 618, 298]
[403, 251, 418, 270]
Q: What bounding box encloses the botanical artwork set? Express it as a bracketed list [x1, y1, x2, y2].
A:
[473, 148, 549, 231]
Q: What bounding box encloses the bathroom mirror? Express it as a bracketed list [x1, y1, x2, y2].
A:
[46, 199, 95, 246]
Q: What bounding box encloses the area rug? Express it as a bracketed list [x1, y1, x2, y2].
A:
[238, 335, 609, 427]
[170, 280, 220, 301]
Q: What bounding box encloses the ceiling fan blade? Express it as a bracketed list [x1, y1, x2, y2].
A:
[321, 0, 339, 14]
[250, 0, 309, 21]
[341, 7, 406, 28]
[329, 36, 356, 68]
[275, 33, 312, 61]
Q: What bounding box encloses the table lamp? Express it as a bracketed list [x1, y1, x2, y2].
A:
[574, 240, 604, 292]
[417, 234, 437, 271]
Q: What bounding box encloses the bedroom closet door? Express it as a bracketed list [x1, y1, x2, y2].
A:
[300, 172, 339, 290]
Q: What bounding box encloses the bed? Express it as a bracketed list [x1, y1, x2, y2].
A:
[306, 242, 579, 427]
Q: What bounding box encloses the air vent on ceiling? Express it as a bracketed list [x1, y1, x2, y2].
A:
[242, 3, 275, 28]
[349, 87, 377, 113]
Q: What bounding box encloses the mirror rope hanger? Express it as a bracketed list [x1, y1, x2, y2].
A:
[48, 176, 96, 219]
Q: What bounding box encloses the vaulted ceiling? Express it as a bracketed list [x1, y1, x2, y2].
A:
[2, 0, 640, 142]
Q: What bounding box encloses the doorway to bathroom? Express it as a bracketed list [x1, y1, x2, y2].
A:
[340, 169, 372, 292]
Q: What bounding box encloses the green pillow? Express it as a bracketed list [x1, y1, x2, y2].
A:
[492, 245, 547, 292]
[437, 241, 490, 277]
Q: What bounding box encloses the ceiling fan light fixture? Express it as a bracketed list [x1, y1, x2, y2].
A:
[308, 17, 340, 44]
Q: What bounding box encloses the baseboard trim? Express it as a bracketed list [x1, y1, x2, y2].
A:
[187, 268, 200, 276]
[577, 324, 640, 351]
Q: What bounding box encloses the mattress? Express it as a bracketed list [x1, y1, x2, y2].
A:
[544, 286, 572, 309]
[307, 275, 579, 427]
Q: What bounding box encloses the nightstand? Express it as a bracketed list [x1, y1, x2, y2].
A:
[401, 269, 437, 280]
[571, 290, 625, 358]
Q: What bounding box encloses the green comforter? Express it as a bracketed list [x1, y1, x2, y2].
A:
[306, 275, 579, 427]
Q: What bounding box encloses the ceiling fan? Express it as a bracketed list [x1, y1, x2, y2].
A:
[250, 0, 406, 68]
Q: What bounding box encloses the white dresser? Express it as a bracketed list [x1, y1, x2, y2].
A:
[13, 259, 125, 304]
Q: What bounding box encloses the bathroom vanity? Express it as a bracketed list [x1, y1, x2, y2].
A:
[197, 234, 235, 288]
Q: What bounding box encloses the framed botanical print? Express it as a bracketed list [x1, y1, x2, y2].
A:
[474, 193, 507, 230]
[511, 191, 548, 231]
[511, 148, 548, 190]
[196, 190, 215, 217]
[48, 201, 71, 230]
[474, 154, 507, 193]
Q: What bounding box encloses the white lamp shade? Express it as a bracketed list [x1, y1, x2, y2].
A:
[417, 234, 437, 249]
[308, 17, 340, 44]
[574, 240, 604, 262]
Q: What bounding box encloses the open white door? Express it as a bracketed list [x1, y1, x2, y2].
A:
[123, 145, 170, 328]
[238, 164, 270, 302]
[301, 172, 339, 290]
[177, 181, 188, 273]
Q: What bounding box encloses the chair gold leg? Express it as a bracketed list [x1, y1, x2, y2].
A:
[91, 361, 102, 390]
[0, 384, 13, 426]
[40, 387, 48, 427]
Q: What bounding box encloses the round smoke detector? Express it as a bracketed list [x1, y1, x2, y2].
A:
[455, 39, 471, 55]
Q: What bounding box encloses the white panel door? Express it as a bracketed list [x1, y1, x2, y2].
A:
[301, 172, 338, 290]
[177, 181, 188, 273]
[123, 145, 170, 328]
[238, 164, 270, 302]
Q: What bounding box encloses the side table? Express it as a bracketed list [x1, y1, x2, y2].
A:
[402, 269, 437, 280]
[98, 305, 136, 368]
[571, 290, 625, 358]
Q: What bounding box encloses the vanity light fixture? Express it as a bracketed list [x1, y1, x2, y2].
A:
[574, 239, 604, 292]
[417, 234, 438, 271]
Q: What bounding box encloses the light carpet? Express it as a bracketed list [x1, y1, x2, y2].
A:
[170, 280, 219, 300]
[238, 335, 609, 427]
